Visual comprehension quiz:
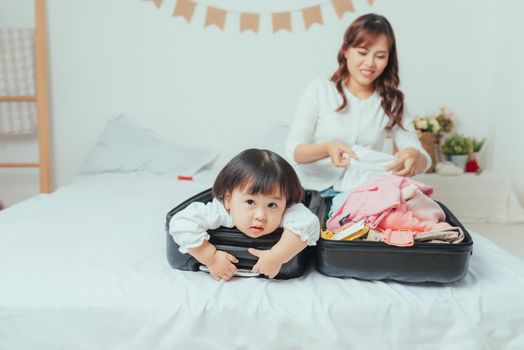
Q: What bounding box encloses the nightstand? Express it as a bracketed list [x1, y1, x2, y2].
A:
[414, 172, 524, 224]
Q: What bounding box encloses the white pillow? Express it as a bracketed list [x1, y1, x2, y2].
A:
[80, 116, 218, 177]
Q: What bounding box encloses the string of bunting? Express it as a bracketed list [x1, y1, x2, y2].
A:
[145, 0, 375, 33]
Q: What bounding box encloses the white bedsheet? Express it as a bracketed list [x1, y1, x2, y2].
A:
[1, 172, 524, 349]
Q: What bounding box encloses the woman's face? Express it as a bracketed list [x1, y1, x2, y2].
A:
[345, 34, 390, 90]
[224, 186, 287, 238]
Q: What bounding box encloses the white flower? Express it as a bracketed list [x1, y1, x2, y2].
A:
[441, 106, 456, 124]
[428, 118, 440, 132]
[415, 119, 428, 130]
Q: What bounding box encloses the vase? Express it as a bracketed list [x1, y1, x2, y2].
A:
[392, 132, 438, 172]
[449, 155, 468, 170]
[419, 132, 438, 172]
[468, 152, 478, 161]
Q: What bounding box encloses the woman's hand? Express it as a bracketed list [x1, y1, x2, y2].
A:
[324, 142, 358, 168]
[385, 147, 425, 177]
[249, 248, 283, 279]
[207, 250, 238, 281]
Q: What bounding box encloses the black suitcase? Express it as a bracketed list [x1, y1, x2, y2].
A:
[166, 188, 323, 279]
[315, 197, 473, 283]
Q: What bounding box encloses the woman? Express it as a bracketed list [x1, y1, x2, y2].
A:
[285, 13, 430, 194]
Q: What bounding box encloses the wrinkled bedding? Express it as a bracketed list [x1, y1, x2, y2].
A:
[1, 172, 523, 349]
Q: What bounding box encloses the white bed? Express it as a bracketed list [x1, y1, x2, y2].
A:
[1, 169, 524, 349]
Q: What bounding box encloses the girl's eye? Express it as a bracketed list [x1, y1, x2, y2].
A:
[358, 51, 367, 56]
[377, 55, 387, 59]
[268, 203, 278, 209]
[246, 199, 255, 205]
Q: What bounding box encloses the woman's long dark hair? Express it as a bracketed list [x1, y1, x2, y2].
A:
[330, 13, 404, 130]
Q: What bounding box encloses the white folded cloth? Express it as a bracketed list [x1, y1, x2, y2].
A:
[435, 161, 464, 176]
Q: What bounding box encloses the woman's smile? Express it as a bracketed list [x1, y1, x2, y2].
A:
[359, 68, 375, 78]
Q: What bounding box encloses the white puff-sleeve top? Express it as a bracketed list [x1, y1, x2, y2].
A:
[285, 78, 431, 191]
[168, 199, 320, 253]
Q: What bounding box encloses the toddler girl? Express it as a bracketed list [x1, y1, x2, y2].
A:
[169, 148, 320, 281]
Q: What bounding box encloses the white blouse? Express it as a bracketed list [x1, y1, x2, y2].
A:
[169, 199, 320, 253]
[285, 78, 431, 191]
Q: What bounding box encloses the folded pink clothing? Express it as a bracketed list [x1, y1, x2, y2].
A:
[383, 230, 414, 247]
[377, 205, 452, 233]
[376, 200, 452, 247]
[402, 184, 445, 222]
[327, 175, 434, 231]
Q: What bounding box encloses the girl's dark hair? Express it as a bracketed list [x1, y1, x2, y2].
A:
[212, 148, 304, 205]
[330, 13, 404, 131]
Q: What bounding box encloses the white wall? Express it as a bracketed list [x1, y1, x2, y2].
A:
[1, 0, 523, 206]
[488, 0, 524, 203]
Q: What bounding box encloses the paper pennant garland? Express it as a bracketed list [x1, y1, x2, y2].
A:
[172, 0, 196, 22]
[272, 12, 292, 33]
[302, 6, 323, 29]
[146, 0, 370, 33]
[332, 0, 354, 18]
[152, 0, 163, 9]
[205, 6, 226, 30]
[240, 13, 260, 33]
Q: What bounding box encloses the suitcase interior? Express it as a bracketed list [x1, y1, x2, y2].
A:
[315, 196, 474, 283]
[166, 188, 322, 279]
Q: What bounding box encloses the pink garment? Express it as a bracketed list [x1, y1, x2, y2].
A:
[327, 175, 434, 231]
[377, 185, 451, 247]
[383, 230, 414, 247]
[402, 184, 445, 222]
[378, 205, 452, 233]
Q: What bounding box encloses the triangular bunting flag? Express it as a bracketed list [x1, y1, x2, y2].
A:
[272, 12, 292, 33]
[302, 6, 323, 30]
[152, 0, 163, 9]
[172, 0, 196, 23]
[240, 13, 260, 33]
[205, 7, 226, 30]
[332, 0, 354, 18]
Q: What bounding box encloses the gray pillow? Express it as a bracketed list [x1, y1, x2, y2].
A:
[80, 116, 218, 177]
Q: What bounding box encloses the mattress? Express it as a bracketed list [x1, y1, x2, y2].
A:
[1, 171, 524, 349]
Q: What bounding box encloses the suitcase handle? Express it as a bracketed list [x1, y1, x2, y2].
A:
[198, 265, 261, 278]
[215, 244, 257, 260]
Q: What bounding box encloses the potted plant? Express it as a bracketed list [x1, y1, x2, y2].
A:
[441, 134, 473, 169]
[470, 137, 486, 159]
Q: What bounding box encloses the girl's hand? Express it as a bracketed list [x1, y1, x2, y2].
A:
[248, 248, 283, 279]
[325, 142, 358, 168]
[207, 250, 238, 281]
[385, 147, 423, 177]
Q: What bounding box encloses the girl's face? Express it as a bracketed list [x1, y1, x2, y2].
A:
[224, 186, 287, 238]
[344, 34, 389, 90]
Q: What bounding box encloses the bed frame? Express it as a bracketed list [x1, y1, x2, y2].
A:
[0, 0, 51, 193]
